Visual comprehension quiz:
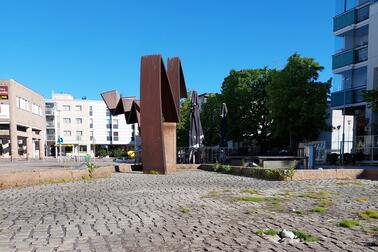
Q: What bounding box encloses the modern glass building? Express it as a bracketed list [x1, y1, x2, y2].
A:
[332, 0, 378, 159]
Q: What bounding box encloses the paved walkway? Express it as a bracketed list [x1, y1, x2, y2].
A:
[0, 170, 377, 251]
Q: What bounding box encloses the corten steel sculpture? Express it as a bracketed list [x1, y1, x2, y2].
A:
[101, 55, 187, 174]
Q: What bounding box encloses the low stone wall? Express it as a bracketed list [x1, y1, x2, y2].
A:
[176, 164, 202, 170]
[199, 164, 378, 181]
[292, 169, 365, 181]
[0, 166, 115, 190]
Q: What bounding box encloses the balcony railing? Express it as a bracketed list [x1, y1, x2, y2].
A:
[332, 46, 368, 70]
[46, 121, 55, 128]
[46, 135, 55, 141]
[45, 108, 54, 115]
[334, 4, 370, 32]
[331, 87, 366, 107]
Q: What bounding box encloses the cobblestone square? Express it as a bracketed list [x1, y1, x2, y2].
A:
[0, 170, 377, 251]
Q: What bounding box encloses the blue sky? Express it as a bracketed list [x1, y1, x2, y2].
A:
[0, 0, 335, 99]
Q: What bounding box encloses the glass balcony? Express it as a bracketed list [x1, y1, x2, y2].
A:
[46, 121, 55, 128]
[334, 4, 370, 32]
[45, 108, 54, 115]
[332, 46, 368, 69]
[334, 9, 357, 31]
[331, 87, 366, 107]
[46, 135, 55, 141]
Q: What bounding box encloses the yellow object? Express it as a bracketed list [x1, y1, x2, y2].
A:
[127, 150, 135, 158]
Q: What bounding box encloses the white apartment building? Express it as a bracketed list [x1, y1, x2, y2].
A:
[46, 92, 138, 157]
[332, 0, 378, 160]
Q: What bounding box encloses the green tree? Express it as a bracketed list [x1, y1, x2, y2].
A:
[220, 68, 275, 150]
[201, 94, 221, 146]
[267, 53, 331, 152]
[177, 91, 191, 147]
[364, 90, 378, 112]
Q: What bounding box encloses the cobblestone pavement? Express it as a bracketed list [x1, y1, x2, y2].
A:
[0, 170, 377, 252]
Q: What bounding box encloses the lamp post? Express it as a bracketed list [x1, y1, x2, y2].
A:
[347, 120, 351, 153]
[337, 125, 341, 150]
[337, 125, 341, 165]
[56, 109, 62, 162]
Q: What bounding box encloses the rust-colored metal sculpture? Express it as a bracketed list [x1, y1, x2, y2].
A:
[101, 54, 187, 174]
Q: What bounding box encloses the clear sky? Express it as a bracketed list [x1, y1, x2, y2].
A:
[0, 0, 335, 100]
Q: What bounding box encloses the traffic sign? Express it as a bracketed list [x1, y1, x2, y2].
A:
[57, 136, 63, 144]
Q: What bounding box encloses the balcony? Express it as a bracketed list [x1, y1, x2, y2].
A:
[331, 87, 366, 107]
[333, 5, 369, 32]
[46, 121, 55, 128]
[46, 135, 55, 141]
[332, 46, 368, 70]
[45, 108, 55, 115]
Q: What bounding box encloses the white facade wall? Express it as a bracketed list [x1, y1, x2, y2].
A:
[47, 92, 136, 156]
[88, 101, 134, 146]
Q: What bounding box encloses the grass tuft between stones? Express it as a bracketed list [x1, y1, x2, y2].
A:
[241, 188, 259, 195]
[237, 196, 280, 203]
[358, 209, 378, 220]
[311, 207, 326, 214]
[182, 208, 190, 214]
[338, 219, 359, 228]
[256, 228, 279, 236]
[293, 230, 320, 242]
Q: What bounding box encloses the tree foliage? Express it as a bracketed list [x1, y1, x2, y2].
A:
[200, 94, 221, 146]
[266, 53, 331, 151]
[364, 90, 378, 112]
[177, 92, 191, 147]
[220, 68, 275, 149]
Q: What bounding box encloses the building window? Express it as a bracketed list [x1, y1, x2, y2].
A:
[106, 109, 111, 116]
[106, 119, 111, 129]
[89, 118, 93, 128]
[113, 119, 118, 129]
[79, 145, 87, 152]
[76, 118, 83, 124]
[75, 105, 82, 111]
[76, 131, 83, 141]
[106, 131, 112, 141]
[90, 131, 94, 141]
[89, 106, 93, 116]
[62, 105, 70, 111]
[113, 132, 119, 141]
[63, 118, 71, 124]
[16, 97, 31, 111]
[64, 130, 71, 136]
[31, 104, 42, 116]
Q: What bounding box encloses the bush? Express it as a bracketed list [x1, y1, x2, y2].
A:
[219, 165, 232, 174]
[113, 148, 125, 158]
[97, 149, 108, 158]
[86, 162, 99, 178]
[250, 167, 295, 181]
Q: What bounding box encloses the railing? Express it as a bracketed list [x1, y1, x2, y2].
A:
[334, 4, 370, 31]
[45, 108, 54, 115]
[46, 135, 55, 141]
[355, 135, 378, 161]
[177, 147, 232, 164]
[333, 46, 368, 70]
[46, 121, 55, 128]
[331, 86, 366, 107]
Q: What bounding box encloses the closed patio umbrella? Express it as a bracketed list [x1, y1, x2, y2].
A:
[220, 102, 228, 148]
[189, 91, 204, 163]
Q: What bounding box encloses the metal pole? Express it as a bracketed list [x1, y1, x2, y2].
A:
[341, 83, 346, 166]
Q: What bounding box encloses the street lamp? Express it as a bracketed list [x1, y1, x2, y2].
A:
[337, 125, 341, 150]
